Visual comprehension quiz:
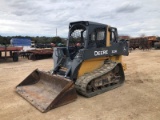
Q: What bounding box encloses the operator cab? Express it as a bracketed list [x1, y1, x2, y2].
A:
[53, 21, 128, 77]
[68, 21, 110, 59]
[54, 21, 120, 62]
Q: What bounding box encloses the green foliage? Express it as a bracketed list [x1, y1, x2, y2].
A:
[51, 36, 62, 43]
[31, 36, 63, 45]
[0, 35, 66, 45]
[0, 36, 10, 45]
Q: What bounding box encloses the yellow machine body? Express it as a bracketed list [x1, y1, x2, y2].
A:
[78, 27, 126, 78]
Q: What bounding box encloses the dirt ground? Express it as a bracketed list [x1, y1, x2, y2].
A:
[0, 49, 160, 120]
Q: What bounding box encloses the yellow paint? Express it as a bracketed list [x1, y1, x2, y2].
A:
[122, 63, 127, 71]
[106, 26, 111, 47]
[109, 56, 127, 71]
[78, 57, 108, 77]
[78, 55, 126, 77]
[109, 56, 122, 63]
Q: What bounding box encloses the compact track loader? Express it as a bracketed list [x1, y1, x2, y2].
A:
[16, 21, 129, 112]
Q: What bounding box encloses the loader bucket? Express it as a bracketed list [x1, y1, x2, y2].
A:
[16, 69, 77, 113]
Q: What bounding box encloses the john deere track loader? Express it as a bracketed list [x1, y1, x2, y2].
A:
[16, 21, 129, 112]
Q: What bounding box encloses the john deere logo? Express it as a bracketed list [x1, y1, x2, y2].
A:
[94, 50, 108, 56]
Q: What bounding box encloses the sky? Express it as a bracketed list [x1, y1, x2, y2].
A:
[0, 0, 160, 37]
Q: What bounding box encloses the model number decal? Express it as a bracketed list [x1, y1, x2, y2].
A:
[112, 50, 117, 53]
[94, 50, 108, 56]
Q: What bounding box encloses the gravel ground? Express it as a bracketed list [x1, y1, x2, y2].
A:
[0, 49, 160, 120]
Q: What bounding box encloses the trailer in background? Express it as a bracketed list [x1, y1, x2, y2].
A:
[129, 36, 157, 50]
[0, 46, 23, 62]
[28, 49, 53, 60]
[19, 48, 53, 60]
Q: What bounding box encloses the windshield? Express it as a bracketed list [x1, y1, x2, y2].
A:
[68, 24, 87, 47]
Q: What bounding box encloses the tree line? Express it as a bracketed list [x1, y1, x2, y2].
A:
[0, 35, 67, 45]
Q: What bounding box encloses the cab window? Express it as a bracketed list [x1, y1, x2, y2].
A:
[97, 30, 105, 40]
[96, 29, 106, 47]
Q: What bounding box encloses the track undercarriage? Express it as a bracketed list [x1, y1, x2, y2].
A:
[75, 61, 125, 97]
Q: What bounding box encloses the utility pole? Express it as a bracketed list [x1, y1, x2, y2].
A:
[56, 28, 57, 36]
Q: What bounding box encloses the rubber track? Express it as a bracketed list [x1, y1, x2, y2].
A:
[75, 61, 124, 97]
